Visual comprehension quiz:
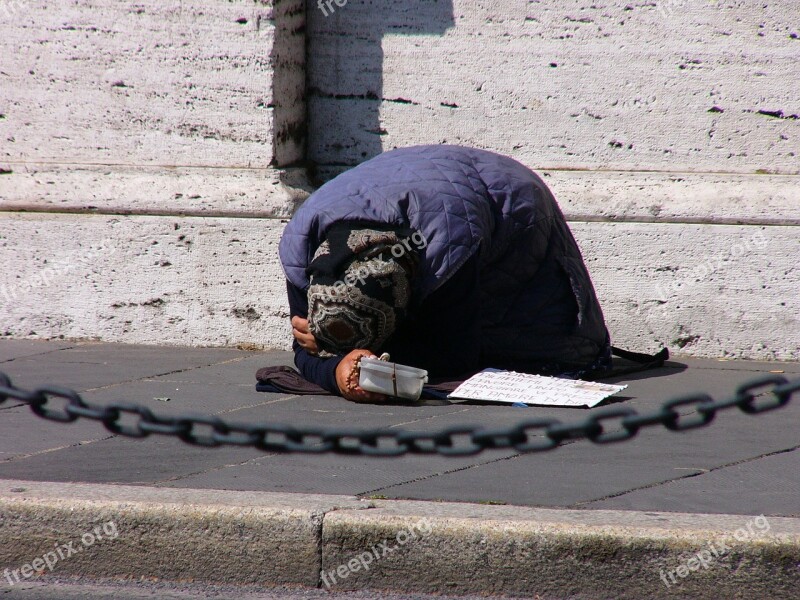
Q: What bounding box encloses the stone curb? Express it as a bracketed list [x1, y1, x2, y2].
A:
[1, 480, 798, 599]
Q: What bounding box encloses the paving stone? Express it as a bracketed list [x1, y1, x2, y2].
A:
[2, 341, 798, 517]
[585, 447, 800, 517]
[0, 339, 75, 363]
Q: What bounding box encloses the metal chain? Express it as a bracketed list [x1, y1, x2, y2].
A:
[1, 371, 798, 457]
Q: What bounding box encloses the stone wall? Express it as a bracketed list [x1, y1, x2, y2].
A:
[0, 0, 306, 349]
[307, 0, 799, 359]
[1, 0, 798, 359]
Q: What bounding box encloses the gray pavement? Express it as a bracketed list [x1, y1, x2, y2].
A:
[2, 340, 800, 599]
[1, 340, 798, 516]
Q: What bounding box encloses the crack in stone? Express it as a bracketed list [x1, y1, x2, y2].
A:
[571, 444, 800, 508]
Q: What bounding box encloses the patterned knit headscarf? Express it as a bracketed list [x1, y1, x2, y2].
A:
[306, 222, 420, 354]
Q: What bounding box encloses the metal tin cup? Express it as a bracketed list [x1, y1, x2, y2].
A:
[358, 358, 429, 400]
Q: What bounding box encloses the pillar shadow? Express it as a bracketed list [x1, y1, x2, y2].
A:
[307, 0, 454, 183]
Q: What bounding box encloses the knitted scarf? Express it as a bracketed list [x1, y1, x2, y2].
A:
[306, 222, 420, 354]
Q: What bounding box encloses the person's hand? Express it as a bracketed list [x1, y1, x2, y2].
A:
[291, 316, 319, 355]
[336, 349, 388, 403]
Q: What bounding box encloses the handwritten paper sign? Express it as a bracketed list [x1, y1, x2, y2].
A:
[448, 370, 627, 408]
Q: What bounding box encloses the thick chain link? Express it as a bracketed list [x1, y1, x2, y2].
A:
[1, 371, 798, 457]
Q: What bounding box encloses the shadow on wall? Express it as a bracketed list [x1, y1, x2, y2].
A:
[307, 0, 454, 182]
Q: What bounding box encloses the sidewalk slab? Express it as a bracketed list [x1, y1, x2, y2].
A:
[1, 341, 799, 518]
[0, 341, 261, 392]
[584, 447, 800, 516]
[373, 401, 800, 512]
[0, 341, 75, 364]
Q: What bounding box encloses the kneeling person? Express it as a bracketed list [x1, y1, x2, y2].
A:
[279, 145, 611, 402]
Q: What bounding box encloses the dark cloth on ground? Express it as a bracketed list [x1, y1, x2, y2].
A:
[255, 365, 460, 400]
[254, 347, 668, 399]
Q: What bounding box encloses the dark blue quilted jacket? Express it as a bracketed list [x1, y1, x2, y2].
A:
[280, 145, 610, 370]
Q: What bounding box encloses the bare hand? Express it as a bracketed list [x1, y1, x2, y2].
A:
[336, 349, 388, 403]
[291, 316, 319, 355]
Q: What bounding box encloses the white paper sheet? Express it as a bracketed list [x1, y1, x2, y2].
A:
[448, 370, 627, 408]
